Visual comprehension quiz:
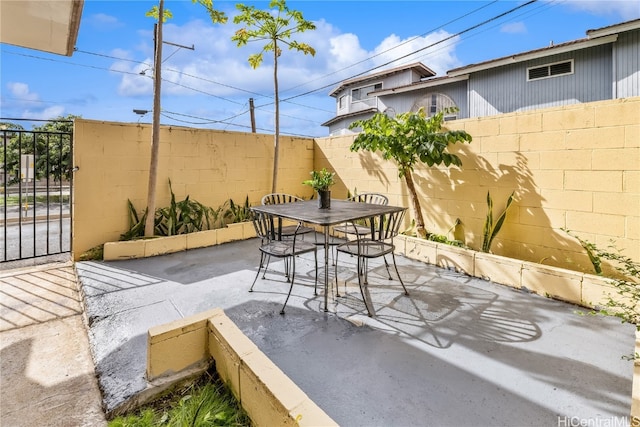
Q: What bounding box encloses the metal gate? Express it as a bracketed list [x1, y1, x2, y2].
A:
[1, 123, 73, 266]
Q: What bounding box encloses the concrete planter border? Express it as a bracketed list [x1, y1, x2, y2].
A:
[103, 222, 256, 261]
[395, 234, 617, 309]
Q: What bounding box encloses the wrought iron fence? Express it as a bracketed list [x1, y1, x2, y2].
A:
[1, 126, 73, 263]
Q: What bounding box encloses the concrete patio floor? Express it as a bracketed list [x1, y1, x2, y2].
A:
[76, 236, 635, 426]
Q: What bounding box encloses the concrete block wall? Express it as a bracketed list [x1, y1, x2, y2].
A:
[73, 97, 638, 271]
[315, 97, 640, 273]
[72, 120, 314, 259]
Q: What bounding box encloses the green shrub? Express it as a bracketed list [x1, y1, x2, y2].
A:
[566, 230, 640, 349]
[120, 180, 231, 241]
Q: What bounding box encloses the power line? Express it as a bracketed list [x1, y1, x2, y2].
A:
[5, 0, 541, 132]
[75, 48, 334, 114]
[277, 0, 540, 104]
[279, 0, 500, 95]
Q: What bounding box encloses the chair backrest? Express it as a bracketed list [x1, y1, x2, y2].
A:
[371, 208, 406, 242]
[252, 210, 304, 243]
[252, 211, 275, 241]
[348, 192, 389, 206]
[261, 193, 304, 205]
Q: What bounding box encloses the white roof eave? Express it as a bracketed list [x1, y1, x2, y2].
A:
[447, 34, 619, 77]
[374, 74, 470, 96]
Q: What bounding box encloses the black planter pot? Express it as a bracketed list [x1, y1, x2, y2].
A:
[318, 190, 331, 209]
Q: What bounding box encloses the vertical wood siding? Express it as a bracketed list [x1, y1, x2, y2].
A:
[469, 45, 613, 117]
[616, 30, 640, 97]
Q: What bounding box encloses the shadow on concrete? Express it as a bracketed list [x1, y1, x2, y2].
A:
[77, 239, 635, 425]
[0, 319, 106, 426]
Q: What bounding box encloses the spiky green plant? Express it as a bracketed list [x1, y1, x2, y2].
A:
[225, 196, 254, 223]
[120, 180, 230, 240]
[481, 191, 515, 253]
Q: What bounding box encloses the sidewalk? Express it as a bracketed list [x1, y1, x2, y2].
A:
[0, 262, 107, 426]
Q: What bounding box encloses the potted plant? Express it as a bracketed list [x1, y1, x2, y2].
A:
[303, 168, 335, 209]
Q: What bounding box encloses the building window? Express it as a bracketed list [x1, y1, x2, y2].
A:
[351, 82, 382, 102]
[338, 95, 347, 109]
[410, 93, 458, 119]
[527, 60, 573, 81]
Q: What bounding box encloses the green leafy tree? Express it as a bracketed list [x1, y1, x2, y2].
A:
[349, 108, 472, 238]
[32, 115, 77, 183]
[231, 0, 316, 193]
[1, 116, 76, 185]
[1, 122, 25, 183]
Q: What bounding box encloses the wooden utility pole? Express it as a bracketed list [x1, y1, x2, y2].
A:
[144, 0, 164, 237]
[249, 98, 256, 133]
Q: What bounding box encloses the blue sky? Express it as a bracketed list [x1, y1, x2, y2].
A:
[1, 0, 638, 137]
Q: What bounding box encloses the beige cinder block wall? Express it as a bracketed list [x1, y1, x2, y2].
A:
[315, 97, 639, 273]
[72, 119, 314, 259]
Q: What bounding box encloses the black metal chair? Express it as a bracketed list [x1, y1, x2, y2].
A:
[261, 193, 315, 238]
[332, 192, 391, 280]
[250, 211, 318, 315]
[334, 208, 408, 317]
[332, 192, 389, 237]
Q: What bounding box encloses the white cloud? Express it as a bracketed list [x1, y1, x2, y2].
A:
[556, 0, 640, 20]
[87, 13, 124, 31]
[5, 83, 66, 120]
[7, 82, 39, 102]
[328, 33, 370, 73]
[371, 30, 461, 76]
[501, 22, 527, 34]
[19, 105, 65, 120]
[39, 106, 66, 119]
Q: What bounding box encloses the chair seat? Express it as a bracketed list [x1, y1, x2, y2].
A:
[336, 239, 394, 258]
[281, 224, 315, 237]
[332, 223, 371, 236]
[260, 240, 317, 258]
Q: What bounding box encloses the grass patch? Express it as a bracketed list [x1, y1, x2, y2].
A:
[78, 244, 104, 261]
[1, 194, 70, 206]
[109, 368, 251, 427]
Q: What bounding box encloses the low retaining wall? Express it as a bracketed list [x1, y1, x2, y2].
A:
[103, 222, 256, 260]
[146, 308, 337, 427]
[395, 234, 615, 309]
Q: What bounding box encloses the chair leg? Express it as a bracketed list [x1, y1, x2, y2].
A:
[356, 255, 373, 317]
[250, 253, 266, 292]
[391, 252, 409, 295]
[362, 258, 369, 284]
[262, 254, 271, 279]
[313, 251, 319, 296]
[333, 250, 340, 297]
[280, 255, 296, 315]
[383, 256, 392, 280]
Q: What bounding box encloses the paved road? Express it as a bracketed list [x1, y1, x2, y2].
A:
[1, 203, 71, 264]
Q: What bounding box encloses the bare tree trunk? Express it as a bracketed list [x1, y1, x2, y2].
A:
[403, 168, 427, 238]
[271, 42, 279, 194]
[145, 0, 164, 237]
